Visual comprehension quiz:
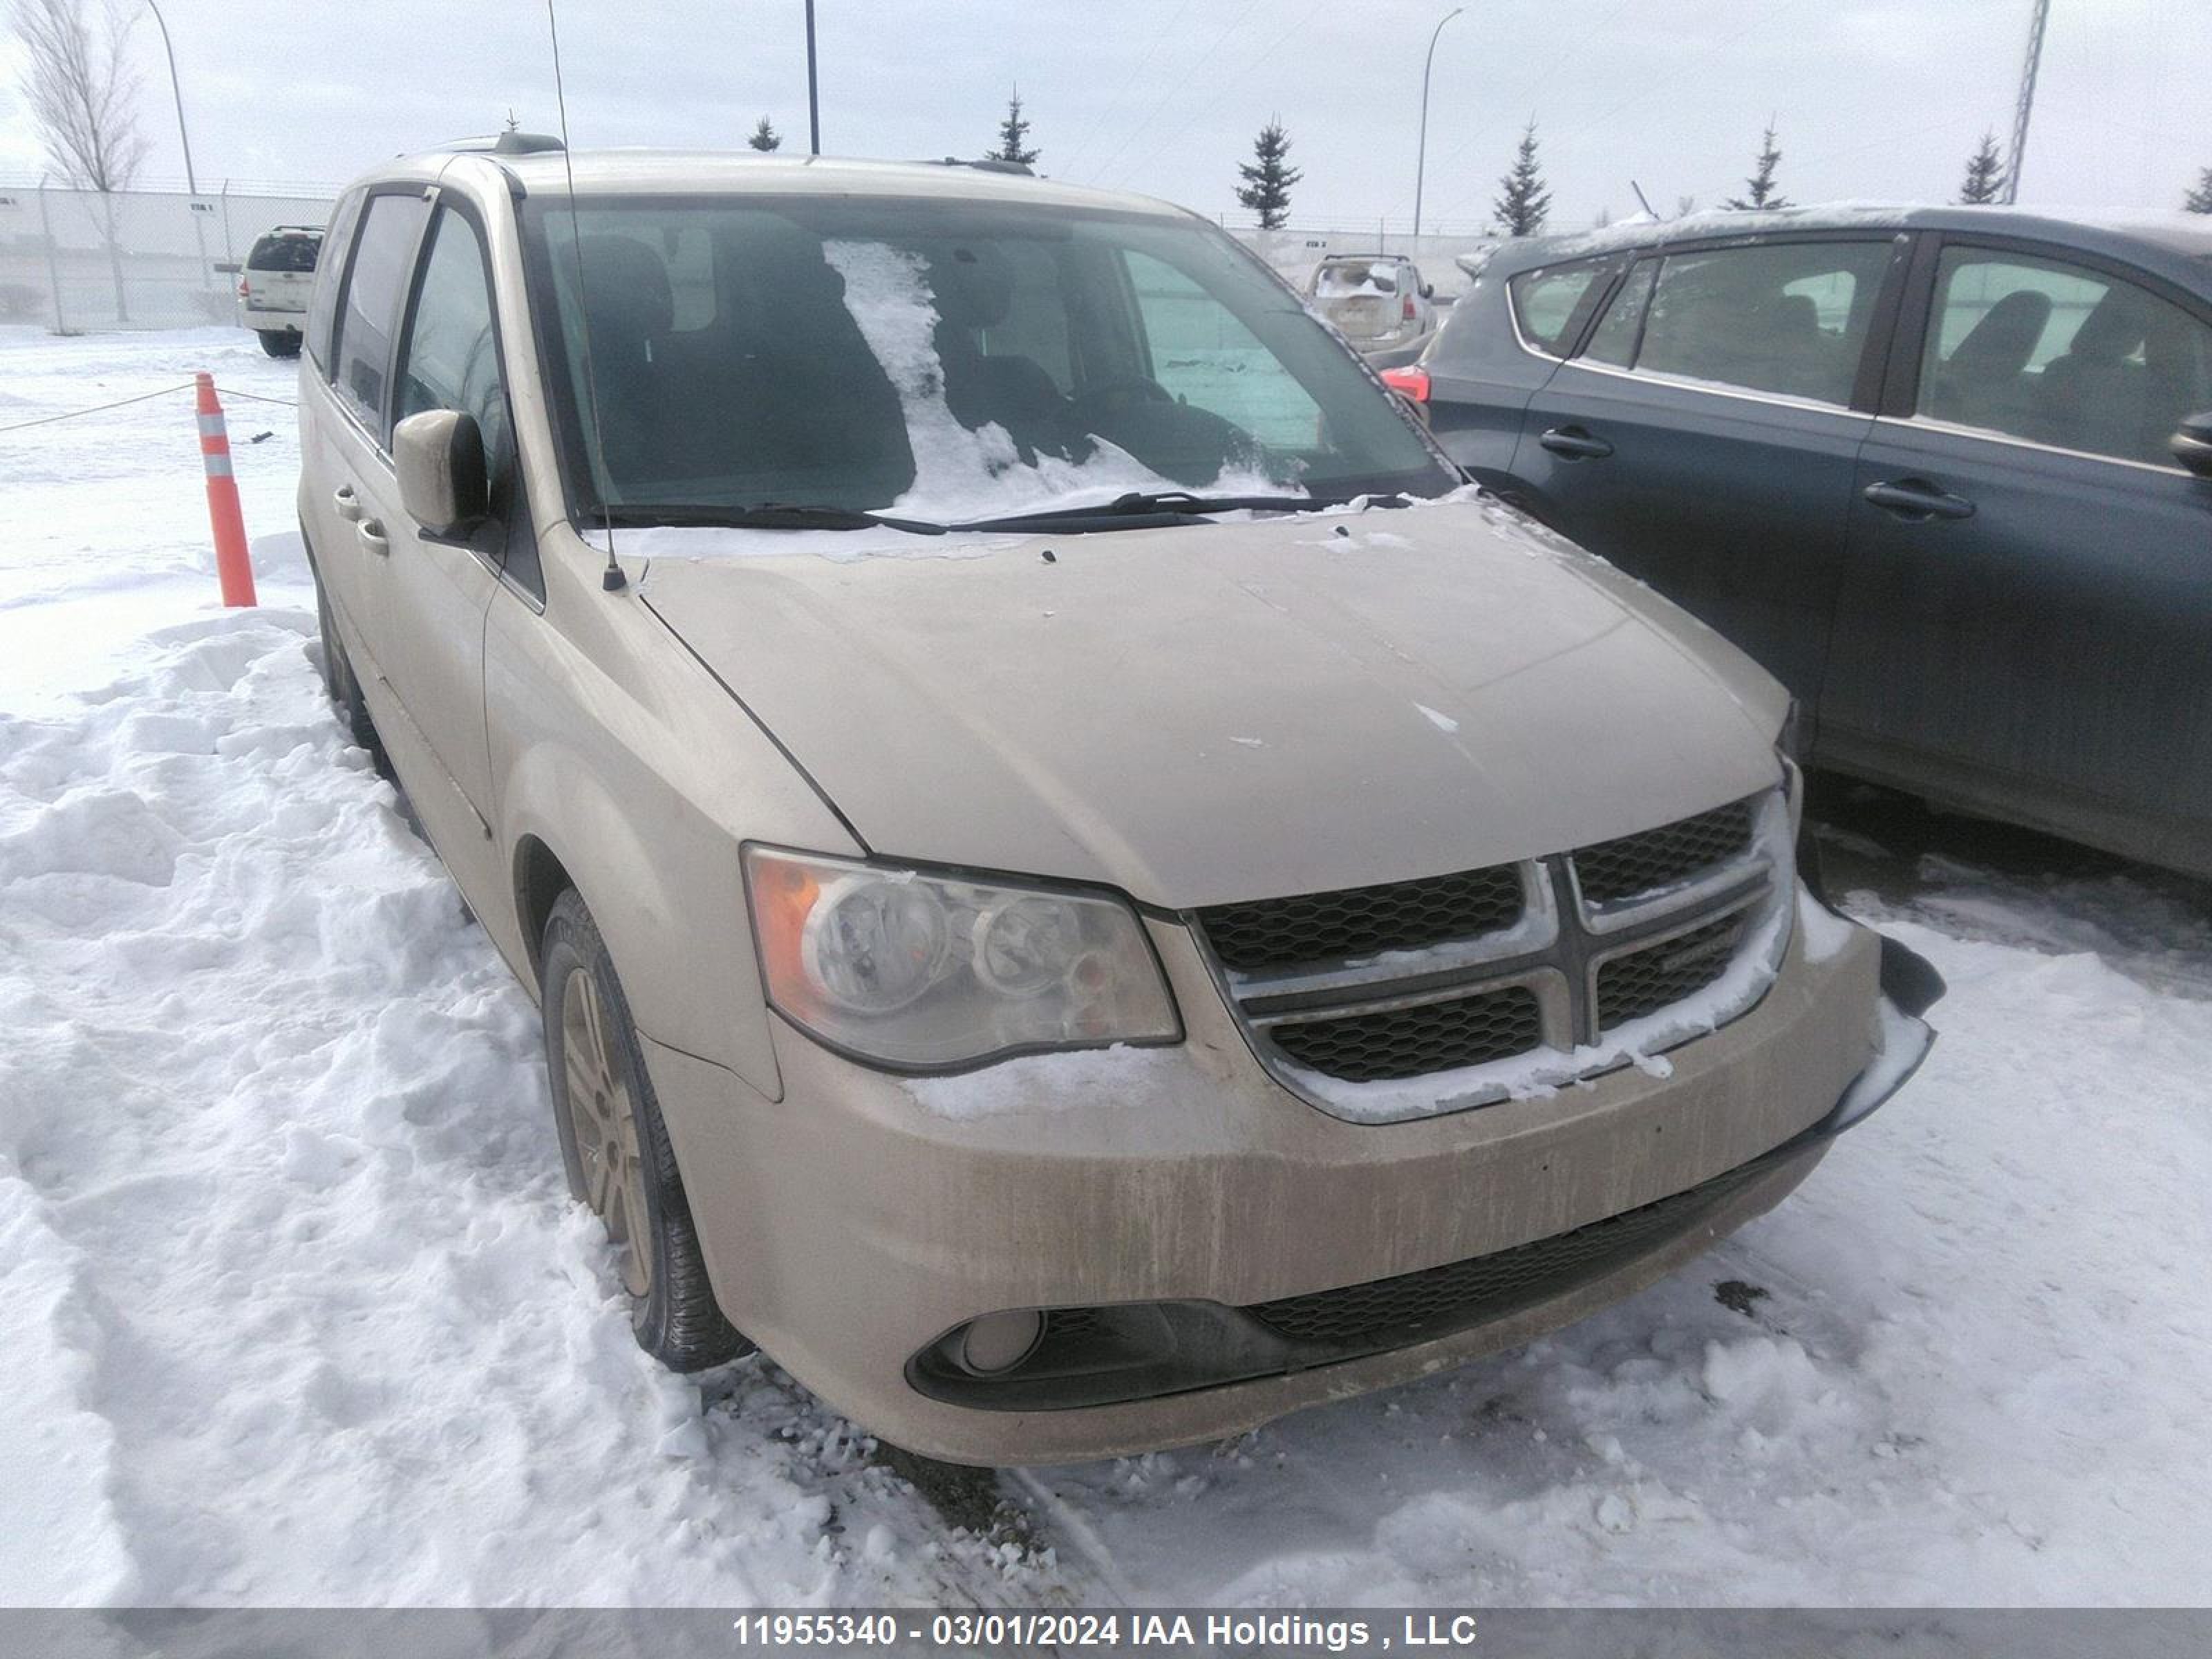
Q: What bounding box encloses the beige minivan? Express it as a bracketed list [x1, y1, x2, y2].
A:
[297, 137, 1941, 1465]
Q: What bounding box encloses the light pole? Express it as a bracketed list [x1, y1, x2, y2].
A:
[143, 0, 197, 195]
[805, 0, 821, 156]
[1412, 6, 1463, 238]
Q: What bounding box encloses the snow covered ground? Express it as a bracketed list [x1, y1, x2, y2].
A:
[3, 328, 2208, 1608]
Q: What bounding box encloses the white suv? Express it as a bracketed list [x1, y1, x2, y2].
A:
[236, 225, 322, 357]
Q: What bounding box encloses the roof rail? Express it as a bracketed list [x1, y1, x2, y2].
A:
[425, 131, 568, 156]
[922, 156, 1034, 177]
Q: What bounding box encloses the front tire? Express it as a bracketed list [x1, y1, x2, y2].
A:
[541, 889, 749, 1371]
[256, 328, 300, 358]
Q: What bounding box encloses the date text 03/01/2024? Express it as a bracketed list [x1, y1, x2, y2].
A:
[728, 1611, 1483, 1650]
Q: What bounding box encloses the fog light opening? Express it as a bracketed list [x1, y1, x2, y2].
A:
[954, 1310, 1044, 1377]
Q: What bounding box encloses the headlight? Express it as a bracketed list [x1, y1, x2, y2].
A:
[743, 846, 1180, 1069]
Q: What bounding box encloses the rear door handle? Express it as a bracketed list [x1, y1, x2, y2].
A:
[333, 484, 362, 523]
[1863, 478, 1975, 521]
[357, 518, 389, 556]
[1538, 425, 1613, 460]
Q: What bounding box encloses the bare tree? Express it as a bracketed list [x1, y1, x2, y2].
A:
[15, 0, 149, 320]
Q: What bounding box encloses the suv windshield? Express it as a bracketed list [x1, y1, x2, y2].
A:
[522, 194, 1452, 525]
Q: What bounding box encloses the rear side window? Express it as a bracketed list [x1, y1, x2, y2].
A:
[247, 233, 320, 273]
[1582, 259, 1656, 367]
[1508, 258, 1610, 357]
[330, 190, 433, 438]
[305, 193, 365, 370]
[1620, 240, 1893, 406]
[1917, 246, 2212, 468]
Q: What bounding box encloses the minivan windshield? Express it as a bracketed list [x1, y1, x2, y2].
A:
[522, 194, 1453, 527]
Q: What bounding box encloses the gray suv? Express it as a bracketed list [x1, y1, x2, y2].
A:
[1392, 205, 2212, 880]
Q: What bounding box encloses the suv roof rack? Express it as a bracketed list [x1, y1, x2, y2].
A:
[428, 131, 568, 156]
[921, 156, 1034, 177]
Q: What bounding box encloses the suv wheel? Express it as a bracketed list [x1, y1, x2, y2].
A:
[540, 889, 750, 1371]
[256, 329, 300, 358]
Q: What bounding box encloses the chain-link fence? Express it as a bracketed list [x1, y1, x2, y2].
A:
[0, 182, 1507, 334]
[0, 184, 337, 332]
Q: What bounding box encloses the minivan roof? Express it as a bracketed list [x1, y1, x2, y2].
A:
[381, 147, 1197, 221]
[1479, 201, 2212, 289]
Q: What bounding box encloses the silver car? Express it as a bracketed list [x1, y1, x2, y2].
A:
[297, 138, 1939, 1464]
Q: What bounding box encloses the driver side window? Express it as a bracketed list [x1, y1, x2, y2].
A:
[1120, 248, 1321, 451]
[396, 208, 512, 489]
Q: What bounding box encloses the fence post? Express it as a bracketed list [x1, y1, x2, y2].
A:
[194, 373, 256, 608]
[36, 178, 68, 336]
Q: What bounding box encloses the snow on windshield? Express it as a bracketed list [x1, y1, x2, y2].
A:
[823, 240, 1294, 524]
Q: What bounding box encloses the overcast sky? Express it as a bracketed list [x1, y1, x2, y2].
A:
[1, 0, 2206, 229]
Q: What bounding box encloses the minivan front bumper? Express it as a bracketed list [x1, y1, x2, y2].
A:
[644, 902, 1931, 1465]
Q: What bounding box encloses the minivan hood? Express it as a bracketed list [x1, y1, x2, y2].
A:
[636, 504, 1785, 909]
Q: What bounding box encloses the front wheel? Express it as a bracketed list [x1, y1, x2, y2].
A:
[541, 889, 749, 1371]
[256, 328, 300, 358]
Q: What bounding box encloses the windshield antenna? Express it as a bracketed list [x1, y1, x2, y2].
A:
[546, 0, 624, 592]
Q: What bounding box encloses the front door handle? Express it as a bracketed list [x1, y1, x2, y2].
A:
[333, 483, 362, 523]
[357, 518, 389, 556]
[1538, 425, 1614, 460]
[1864, 478, 1975, 521]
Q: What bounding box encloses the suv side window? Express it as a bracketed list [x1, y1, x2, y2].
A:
[396, 208, 511, 483]
[1620, 240, 1892, 406]
[1916, 245, 2212, 469]
[1580, 259, 1656, 368]
[331, 190, 432, 438]
[306, 191, 365, 370]
[1507, 257, 1611, 357]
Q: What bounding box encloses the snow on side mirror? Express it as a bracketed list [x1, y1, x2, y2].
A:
[393, 409, 490, 538]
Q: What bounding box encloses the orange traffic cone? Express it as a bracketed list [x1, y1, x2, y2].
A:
[196, 373, 256, 608]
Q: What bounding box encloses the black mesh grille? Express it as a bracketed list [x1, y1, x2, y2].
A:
[1246, 1153, 1772, 1347]
[1572, 799, 1755, 906]
[1595, 910, 1749, 1031]
[1266, 986, 1541, 1082]
[1195, 863, 1524, 975]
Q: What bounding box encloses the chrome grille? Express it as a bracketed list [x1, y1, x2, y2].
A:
[1192, 788, 1792, 1120]
[1196, 863, 1524, 974]
[1573, 799, 1754, 907]
[1268, 986, 1542, 1082]
[1595, 909, 1750, 1031]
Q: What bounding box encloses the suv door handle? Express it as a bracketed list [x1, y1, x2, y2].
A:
[357, 518, 389, 556]
[1538, 426, 1613, 460]
[333, 484, 362, 523]
[1864, 478, 1975, 521]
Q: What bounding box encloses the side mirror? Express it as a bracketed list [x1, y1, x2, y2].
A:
[393, 409, 490, 536]
[1420, 282, 1435, 301]
[2173, 411, 2212, 479]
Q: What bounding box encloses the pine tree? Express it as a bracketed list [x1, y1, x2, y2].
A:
[1958, 131, 2005, 204]
[1725, 123, 1789, 211]
[987, 90, 1040, 167]
[747, 116, 781, 153]
[2185, 167, 2212, 214]
[1492, 121, 1551, 238]
[1236, 118, 1302, 229]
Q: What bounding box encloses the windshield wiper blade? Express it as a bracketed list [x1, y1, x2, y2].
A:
[952, 490, 1325, 533]
[594, 503, 949, 534]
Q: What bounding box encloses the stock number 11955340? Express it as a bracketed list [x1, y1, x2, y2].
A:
[731, 1614, 901, 1646]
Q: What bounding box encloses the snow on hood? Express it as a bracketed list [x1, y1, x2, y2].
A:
[637, 498, 1785, 909]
